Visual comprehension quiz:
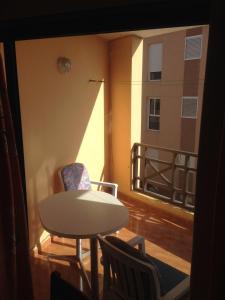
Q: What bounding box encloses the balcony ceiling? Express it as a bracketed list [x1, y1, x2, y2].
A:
[98, 25, 202, 40]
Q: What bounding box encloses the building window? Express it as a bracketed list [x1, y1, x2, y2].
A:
[182, 97, 198, 118]
[184, 35, 202, 60]
[148, 98, 160, 130]
[148, 43, 162, 80]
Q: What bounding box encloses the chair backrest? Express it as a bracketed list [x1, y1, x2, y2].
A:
[59, 163, 92, 191]
[98, 235, 161, 300]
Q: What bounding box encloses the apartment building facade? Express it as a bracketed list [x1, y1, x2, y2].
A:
[141, 26, 209, 153]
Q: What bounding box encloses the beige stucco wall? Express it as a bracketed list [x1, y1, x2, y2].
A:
[16, 35, 109, 248]
[109, 37, 132, 193]
[109, 36, 143, 196]
[131, 38, 143, 147]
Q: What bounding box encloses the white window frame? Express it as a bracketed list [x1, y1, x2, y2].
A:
[184, 35, 203, 61]
[148, 43, 163, 81]
[147, 97, 160, 131]
[181, 96, 198, 119]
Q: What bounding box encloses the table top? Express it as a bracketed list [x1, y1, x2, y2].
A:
[39, 190, 129, 239]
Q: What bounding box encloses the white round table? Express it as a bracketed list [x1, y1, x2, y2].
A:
[39, 190, 128, 300]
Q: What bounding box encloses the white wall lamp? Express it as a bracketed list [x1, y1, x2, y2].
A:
[57, 57, 72, 73]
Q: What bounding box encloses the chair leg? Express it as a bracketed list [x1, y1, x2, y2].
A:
[76, 239, 82, 260]
[128, 236, 145, 254]
[50, 234, 54, 243]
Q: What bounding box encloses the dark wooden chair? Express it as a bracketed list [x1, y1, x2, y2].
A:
[50, 271, 90, 300]
[98, 235, 190, 300]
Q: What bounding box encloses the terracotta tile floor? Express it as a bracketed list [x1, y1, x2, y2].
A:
[31, 197, 193, 300]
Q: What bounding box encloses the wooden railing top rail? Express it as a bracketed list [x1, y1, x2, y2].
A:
[132, 142, 198, 157]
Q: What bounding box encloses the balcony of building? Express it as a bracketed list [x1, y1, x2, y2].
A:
[1, 25, 208, 300]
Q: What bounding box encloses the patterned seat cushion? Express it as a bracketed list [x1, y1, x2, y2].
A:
[61, 163, 92, 191]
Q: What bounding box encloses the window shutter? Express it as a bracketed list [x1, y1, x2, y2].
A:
[185, 36, 202, 60]
[149, 43, 162, 73]
[182, 97, 198, 118]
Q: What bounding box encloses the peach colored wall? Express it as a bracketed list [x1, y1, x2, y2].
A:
[16, 35, 109, 248]
[109, 36, 144, 199]
[109, 37, 132, 194]
[131, 38, 143, 147]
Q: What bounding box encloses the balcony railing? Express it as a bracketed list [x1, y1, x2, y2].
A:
[131, 143, 198, 211]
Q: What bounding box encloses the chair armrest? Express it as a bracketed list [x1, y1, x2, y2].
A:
[162, 277, 190, 300]
[127, 235, 146, 254]
[90, 180, 118, 197]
